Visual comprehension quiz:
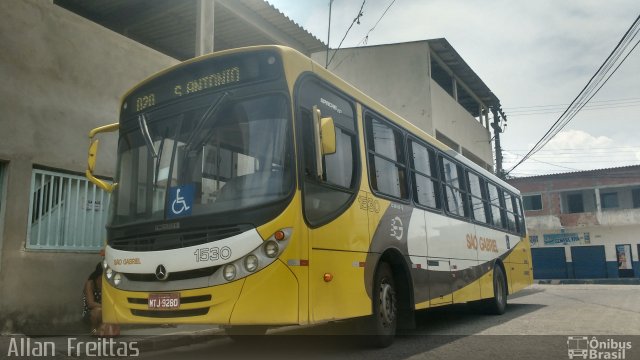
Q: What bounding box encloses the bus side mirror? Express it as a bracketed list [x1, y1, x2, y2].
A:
[86, 123, 120, 193]
[312, 106, 337, 179]
[88, 139, 99, 173]
[320, 117, 336, 155]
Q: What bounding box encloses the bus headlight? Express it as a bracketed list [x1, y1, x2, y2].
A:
[223, 264, 237, 281]
[264, 241, 279, 258]
[102, 259, 108, 269]
[113, 273, 122, 286]
[244, 255, 258, 272]
[105, 267, 114, 280]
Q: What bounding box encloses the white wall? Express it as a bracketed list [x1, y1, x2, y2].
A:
[529, 224, 640, 263]
[430, 79, 493, 166]
[311, 42, 433, 136]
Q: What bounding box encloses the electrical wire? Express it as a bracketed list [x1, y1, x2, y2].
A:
[326, 0, 366, 67]
[358, 0, 396, 46]
[503, 97, 640, 111]
[506, 15, 640, 175]
[509, 18, 640, 171]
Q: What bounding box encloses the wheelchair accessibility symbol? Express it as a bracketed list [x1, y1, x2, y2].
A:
[167, 184, 194, 219]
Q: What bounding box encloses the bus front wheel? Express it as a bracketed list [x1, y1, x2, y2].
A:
[369, 262, 397, 347]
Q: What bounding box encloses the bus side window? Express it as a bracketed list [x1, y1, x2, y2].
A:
[297, 80, 358, 226]
[503, 191, 518, 233]
[515, 196, 526, 235]
[510, 193, 525, 235]
[467, 171, 489, 223]
[486, 182, 504, 228]
[365, 115, 408, 200]
[439, 156, 468, 218]
[408, 140, 440, 209]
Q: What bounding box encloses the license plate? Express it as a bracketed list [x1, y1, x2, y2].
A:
[148, 293, 180, 310]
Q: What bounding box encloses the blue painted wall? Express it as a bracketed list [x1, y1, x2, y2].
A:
[532, 247, 640, 279]
[571, 246, 607, 279]
[606, 262, 619, 278]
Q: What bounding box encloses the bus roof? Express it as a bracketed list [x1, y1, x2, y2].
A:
[121, 45, 519, 195]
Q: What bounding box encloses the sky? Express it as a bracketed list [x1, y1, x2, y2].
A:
[267, 0, 640, 178]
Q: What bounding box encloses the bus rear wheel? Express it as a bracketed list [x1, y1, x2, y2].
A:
[368, 262, 397, 348]
[485, 265, 507, 315]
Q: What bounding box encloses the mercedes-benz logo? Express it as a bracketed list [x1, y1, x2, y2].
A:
[155, 264, 169, 281]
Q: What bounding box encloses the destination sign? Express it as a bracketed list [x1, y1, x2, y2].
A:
[121, 51, 282, 118]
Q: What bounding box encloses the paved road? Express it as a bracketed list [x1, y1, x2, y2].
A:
[139, 285, 640, 360]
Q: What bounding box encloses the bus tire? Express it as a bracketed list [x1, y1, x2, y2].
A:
[485, 265, 507, 315]
[369, 262, 397, 348]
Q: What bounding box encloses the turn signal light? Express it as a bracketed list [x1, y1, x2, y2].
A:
[323, 273, 333, 282]
[274, 230, 286, 241]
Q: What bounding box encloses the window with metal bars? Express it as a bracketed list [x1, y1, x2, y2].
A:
[27, 168, 110, 251]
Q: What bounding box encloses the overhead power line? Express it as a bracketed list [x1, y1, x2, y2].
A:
[506, 99, 640, 116]
[506, 15, 640, 175]
[326, 0, 366, 67]
[358, 0, 396, 46]
[503, 97, 640, 111]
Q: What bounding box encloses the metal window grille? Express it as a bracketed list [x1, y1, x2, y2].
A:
[27, 168, 110, 251]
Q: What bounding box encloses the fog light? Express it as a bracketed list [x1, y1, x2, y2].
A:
[113, 273, 122, 286]
[244, 255, 258, 272]
[264, 241, 279, 258]
[223, 264, 237, 281]
[106, 267, 113, 280]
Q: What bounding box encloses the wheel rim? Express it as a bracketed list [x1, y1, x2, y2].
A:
[378, 281, 396, 327]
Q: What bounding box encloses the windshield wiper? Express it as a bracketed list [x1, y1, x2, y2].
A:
[138, 113, 185, 189]
[137, 114, 158, 159]
[183, 92, 230, 154]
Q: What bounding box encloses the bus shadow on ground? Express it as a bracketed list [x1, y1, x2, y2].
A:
[200, 301, 546, 360]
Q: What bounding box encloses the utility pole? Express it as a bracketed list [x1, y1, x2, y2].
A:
[491, 108, 504, 178]
[325, 0, 333, 68]
[196, 0, 215, 56]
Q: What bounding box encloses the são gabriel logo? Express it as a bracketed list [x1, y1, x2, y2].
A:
[567, 336, 632, 359]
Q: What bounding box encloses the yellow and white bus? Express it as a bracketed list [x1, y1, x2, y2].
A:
[86, 45, 532, 346]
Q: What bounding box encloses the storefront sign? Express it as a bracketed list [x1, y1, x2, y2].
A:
[543, 232, 581, 245]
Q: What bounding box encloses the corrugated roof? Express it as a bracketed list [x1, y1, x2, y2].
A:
[428, 38, 501, 109]
[53, 0, 326, 60]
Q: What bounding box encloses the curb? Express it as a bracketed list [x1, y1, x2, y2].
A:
[133, 327, 225, 353]
[535, 279, 640, 285]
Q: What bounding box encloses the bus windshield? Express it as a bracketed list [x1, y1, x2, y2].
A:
[111, 93, 293, 226]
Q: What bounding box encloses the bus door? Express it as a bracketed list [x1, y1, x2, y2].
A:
[425, 211, 454, 306]
[427, 258, 452, 305]
[296, 79, 369, 322]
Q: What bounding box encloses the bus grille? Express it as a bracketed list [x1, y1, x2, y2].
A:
[131, 308, 209, 318]
[122, 265, 220, 282]
[109, 224, 252, 251]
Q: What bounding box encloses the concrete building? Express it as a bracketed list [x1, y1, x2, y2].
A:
[508, 166, 640, 280]
[0, 0, 323, 332]
[312, 40, 505, 172]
